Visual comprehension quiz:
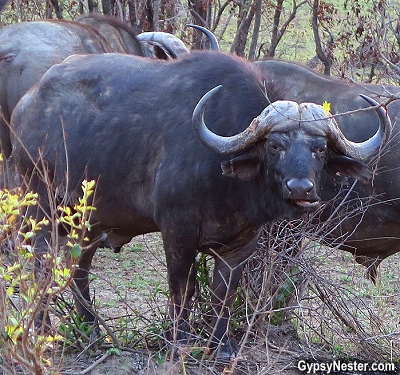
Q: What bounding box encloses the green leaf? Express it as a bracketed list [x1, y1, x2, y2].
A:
[107, 347, 121, 356]
[70, 244, 82, 259]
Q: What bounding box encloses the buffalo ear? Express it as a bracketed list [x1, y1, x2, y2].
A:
[221, 153, 262, 181]
[326, 153, 373, 183]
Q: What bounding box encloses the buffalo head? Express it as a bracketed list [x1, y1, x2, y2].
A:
[193, 86, 391, 213]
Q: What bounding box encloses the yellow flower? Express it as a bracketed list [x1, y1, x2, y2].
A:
[322, 101, 331, 114]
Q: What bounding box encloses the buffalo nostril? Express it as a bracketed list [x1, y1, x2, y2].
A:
[286, 178, 314, 195]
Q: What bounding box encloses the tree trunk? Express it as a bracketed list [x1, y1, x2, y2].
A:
[87, 0, 95, 12]
[102, 0, 111, 15]
[189, 0, 211, 49]
[213, 0, 234, 34]
[263, 0, 306, 58]
[143, 0, 155, 31]
[47, 0, 62, 18]
[248, 0, 261, 60]
[153, 0, 161, 31]
[230, 0, 256, 56]
[312, 0, 332, 75]
[267, 0, 284, 57]
[128, 1, 139, 32]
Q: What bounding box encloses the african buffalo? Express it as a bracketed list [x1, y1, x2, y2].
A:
[0, 14, 142, 163]
[0, 15, 215, 187]
[255, 59, 400, 279]
[10, 51, 390, 357]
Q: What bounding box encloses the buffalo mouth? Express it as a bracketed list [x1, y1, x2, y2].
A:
[295, 199, 320, 208]
[291, 199, 320, 210]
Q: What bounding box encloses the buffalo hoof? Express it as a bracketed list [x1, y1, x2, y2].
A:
[165, 323, 193, 352]
[214, 338, 238, 361]
[87, 326, 102, 351]
[169, 339, 237, 361]
[165, 325, 238, 361]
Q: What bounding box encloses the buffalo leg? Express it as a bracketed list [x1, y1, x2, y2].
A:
[209, 258, 243, 354]
[162, 231, 198, 344]
[72, 240, 101, 324]
[209, 235, 259, 357]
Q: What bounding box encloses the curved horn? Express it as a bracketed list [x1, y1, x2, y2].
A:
[321, 95, 392, 160]
[186, 24, 220, 51]
[137, 32, 189, 58]
[192, 86, 301, 154]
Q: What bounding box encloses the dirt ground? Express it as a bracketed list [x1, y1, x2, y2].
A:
[58, 320, 331, 375]
[51, 232, 400, 375]
[2, 231, 400, 375]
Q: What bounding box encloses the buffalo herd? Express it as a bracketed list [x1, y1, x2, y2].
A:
[0, 14, 397, 357]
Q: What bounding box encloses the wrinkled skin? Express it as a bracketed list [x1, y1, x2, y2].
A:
[255, 59, 400, 279]
[11, 52, 388, 357]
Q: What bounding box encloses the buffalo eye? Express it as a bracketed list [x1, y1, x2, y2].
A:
[268, 142, 283, 154]
[312, 143, 327, 157]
